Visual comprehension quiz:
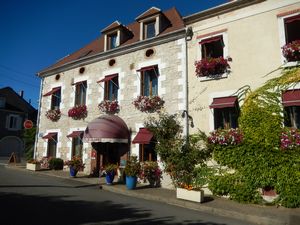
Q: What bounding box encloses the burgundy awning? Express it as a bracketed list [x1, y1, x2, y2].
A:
[42, 132, 57, 139]
[43, 87, 60, 97]
[132, 128, 153, 144]
[199, 36, 222, 45]
[97, 74, 118, 83]
[209, 96, 238, 109]
[136, 65, 158, 72]
[67, 131, 83, 138]
[285, 14, 300, 24]
[282, 89, 300, 107]
[83, 115, 129, 143]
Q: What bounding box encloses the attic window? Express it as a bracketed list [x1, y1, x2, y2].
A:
[144, 20, 156, 39]
[107, 33, 118, 50]
[79, 67, 85, 74]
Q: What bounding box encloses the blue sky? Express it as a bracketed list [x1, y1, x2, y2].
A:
[0, 0, 227, 108]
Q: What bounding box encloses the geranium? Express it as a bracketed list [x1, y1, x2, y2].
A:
[133, 95, 164, 113]
[45, 109, 61, 122]
[282, 40, 300, 62]
[195, 57, 230, 77]
[208, 128, 243, 145]
[98, 100, 119, 114]
[280, 128, 300, 150]
[139, 161, 162, 187]
[68, 105, 87, 120]
[64, 156, 85, 171]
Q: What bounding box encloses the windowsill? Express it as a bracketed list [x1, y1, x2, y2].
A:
[198, 72, 229, 82]
[281, 61, 300, 68]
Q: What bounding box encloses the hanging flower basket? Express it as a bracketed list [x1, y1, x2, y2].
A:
[195, 57, 230, 77]
[280, 128, 300, 150]
[282, 40, 300, 62]
[208, 128, 243, 145]
[133, 95, 164, 113]
[45, 109, 61, 122]
[98, 100, 120, 114]
[68, 105, 87, 120]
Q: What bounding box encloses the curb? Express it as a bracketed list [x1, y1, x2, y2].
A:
[4, 165, 298, 225]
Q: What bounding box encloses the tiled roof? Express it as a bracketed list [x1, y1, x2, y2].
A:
[101, 21, 122, 33]
[38, 7, 184, 75]
[135, 7, 161, 21]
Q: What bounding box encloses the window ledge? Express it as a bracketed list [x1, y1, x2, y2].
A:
[198, 72, 229, 82]
[281, 61, 300, 68]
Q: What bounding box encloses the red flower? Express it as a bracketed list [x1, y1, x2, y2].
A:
[195, 57, 230, 77]
[98, 100, 120, 114]
[68, 105, 87, 120]
[133, 95, 164, 113]
[282, 40, 300, 62]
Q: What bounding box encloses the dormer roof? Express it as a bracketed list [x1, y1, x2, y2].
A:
[101, 21, 122, 33]
[135, 7, 161, 21]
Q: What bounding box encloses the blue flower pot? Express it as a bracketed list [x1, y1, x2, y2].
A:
[105, 171, 115, 184]
[70, 167, 78, 177]
[126, 176, 137, 190]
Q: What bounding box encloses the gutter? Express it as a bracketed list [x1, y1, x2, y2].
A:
[33, 77, 44, 160]
[37, 28, 186, 77]
[183, 0, 266, 25]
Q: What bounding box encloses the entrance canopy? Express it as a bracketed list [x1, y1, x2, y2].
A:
[83, 115, 129, 143]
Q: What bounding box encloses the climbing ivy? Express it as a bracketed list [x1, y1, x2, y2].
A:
[209, 67, 300, 208]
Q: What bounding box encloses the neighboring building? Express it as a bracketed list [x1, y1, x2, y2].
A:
[0, 87, 37, 157]
[184, 0, 300, 135]
[35, 7, 186, 186]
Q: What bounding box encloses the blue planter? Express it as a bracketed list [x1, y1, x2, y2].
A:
[105, 171, 115, 184]
[126, 176, 137, 190]
[70, 167, 78, 177]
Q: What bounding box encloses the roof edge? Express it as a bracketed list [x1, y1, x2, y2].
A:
[183, 0, 266, 25]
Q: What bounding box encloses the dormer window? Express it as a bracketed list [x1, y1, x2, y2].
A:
[144, 20, 156, 39]
[107, 32, 118, 50]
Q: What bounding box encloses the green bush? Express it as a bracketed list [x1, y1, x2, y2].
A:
[49, 158, 64, 170]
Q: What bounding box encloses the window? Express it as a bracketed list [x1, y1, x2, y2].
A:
[140, 142, 157, 162]
[200, 36, 224, 59]
[107, 33, 118, 50]
[141, 66, 158, 96]
[282, 89, 300, 129]
[0, 97, 5, 108]
[75, 81, 87, 105]
[47, 134, 57, 158]
[72, 133, 83, 157]
[284, 14, 300, 44]
[144, 20, 156, 39]
[210, 96, 239, 130]
[51, 89, 61, 110]
[104, 76, 118, 101]
[6, 114, 21, 130]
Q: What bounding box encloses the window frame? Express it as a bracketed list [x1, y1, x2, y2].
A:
[213, 107, 239, 130]
[51, 89, 61, 110]
[107, 32, 118, 50]
[6, 114, 21, 131]
[47, 133, 57, 158]
[104, 76, 119, 101]
[143, 20, 156, 39]
[71, 133, 84, 157]
[139, 142, 157, 162]
[74, 81, 87, 106]
[140, 67, 158, 97]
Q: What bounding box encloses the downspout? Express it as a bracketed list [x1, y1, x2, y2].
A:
[33, 77, 44, 159]
[183, 34, 189, 139]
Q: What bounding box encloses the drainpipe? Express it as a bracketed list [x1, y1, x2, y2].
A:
[182, 35, 189, 139]
[33, 77, 44, 160]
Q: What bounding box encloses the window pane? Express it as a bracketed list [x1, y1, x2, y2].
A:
[143, 72, 150, 96]
[72, 136, 83, 157]
[48, 135, 57, 158]
[144, 21, 155, 39]
[75, 81, 87, 105]
[105, 77, 118, 101]
[284, 106, 300, 129]
[201, 39, 224, 59]
[285, 16, 300, 43]
[151, 74, 158, 96]
[110, 34, 117, 49]
[214, 107, 239, 129]
[51, 89, 61, 110]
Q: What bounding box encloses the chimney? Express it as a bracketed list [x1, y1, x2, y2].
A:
[19, 90, 24, 98]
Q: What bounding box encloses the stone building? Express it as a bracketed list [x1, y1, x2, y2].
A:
[185, 0, 300, 135]
[35, 7, 187, 185]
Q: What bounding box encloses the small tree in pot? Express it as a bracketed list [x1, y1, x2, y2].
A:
[124, 155, 141, 190]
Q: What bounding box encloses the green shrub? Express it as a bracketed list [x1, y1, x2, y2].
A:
[49, 158, 64, 170]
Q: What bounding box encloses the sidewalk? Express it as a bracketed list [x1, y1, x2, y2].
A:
[5, 164, 300, 225]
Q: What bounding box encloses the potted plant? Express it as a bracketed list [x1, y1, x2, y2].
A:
[64, 156, 85, 177]
[132, 95, 165, 113]
[68, 105, 87, 120]
[282, 39, 300, 62]
[45, 109, 61, 122]
[194, 57, 230, 78]
[98, 100, 120, 114]
[124, 155, 141, 190]
[103, 163, 118, 185]
[139, 161, 162, 187]
[26, 159, 41, 171]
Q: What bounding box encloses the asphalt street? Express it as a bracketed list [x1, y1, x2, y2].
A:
[0, 165, 255, 225]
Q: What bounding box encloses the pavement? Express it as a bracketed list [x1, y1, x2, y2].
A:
[4, 162, 300, 225]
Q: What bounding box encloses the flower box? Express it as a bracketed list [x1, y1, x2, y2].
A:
[98, 100, 119, 114]
[176, 187, 204, 203]
[68, 105, 87, 120]
[26, 163, 41, 171]
[133, 95, 164, 113]
[195, 57, 230, 78]
[45, 109, 61, 122]
[282, 40, 300, 62]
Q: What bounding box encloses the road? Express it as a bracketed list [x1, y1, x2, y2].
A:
[0, 166, 254, 225]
